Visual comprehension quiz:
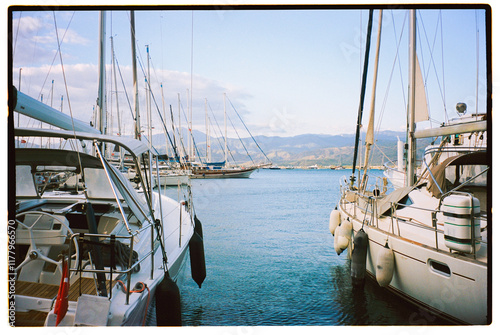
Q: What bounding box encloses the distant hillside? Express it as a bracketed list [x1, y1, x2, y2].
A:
[150, 129, 432, 167]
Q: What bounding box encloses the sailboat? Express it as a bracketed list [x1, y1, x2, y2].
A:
[330, 9, 490, 324]
[190, 93, 271, 179]
[10, 10, 206, 326]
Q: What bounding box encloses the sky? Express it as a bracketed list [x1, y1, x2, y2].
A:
[8, 3, 490, 139]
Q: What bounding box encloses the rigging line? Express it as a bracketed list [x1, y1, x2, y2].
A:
[376, 11, 407, 138]
[38, 12, 76, 102]
[207, 101, 227, 153]
[418, 10, 445, 123]
[175, 101, 190, 164]
[114, 56, 135, 121]
[226, 96, 271, 163]
[206, 103, 226, 155]
[137, 60, 181, 164]
[168, 105, 179, 158]
[391, 10, 407, 116]
[205, 100, 237, 164]
[227, 113, 255, 165]
[52, 11, 86, 199]
[24, 15, 39, 100]
[13, 12, 22, 60]
[207, 101, 225, 141]
[180, 101, 204, 163]
[159, 12, 165, 84]
[177, 96, 204, 163]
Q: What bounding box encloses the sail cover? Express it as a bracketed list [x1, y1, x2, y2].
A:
[427, 152, 488, 198]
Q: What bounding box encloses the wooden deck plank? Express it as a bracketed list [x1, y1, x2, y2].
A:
[15, 278, 115, 326]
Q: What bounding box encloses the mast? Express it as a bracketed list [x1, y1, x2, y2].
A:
[146, 45, 152, 150]
[161, 83, 170, 158]
[97, 11, 107, 149]
[205, 98, 211, 163]
[146, 44, 153, 195]
[361, 10, 383, 191]
[350, 9, 374, 189]
[111, 36, 121, 137]
[224, 93, 227, 168]
[130, 11, 141, 140]
[178, 93, 183, 159]
[406, 9, 417, 187]
[187, 89, 191, 162]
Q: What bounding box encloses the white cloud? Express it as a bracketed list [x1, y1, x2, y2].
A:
[14, 61, 256, 139]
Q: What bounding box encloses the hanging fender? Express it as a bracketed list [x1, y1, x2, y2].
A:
[351, 229, 368, 288]
[329, 209, 341, 235]
[155, 275, 182, 326]
[376, 242, 395, 287]
[334, 219, 352, 255]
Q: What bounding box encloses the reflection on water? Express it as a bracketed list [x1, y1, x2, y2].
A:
[166, 169, 451, 326]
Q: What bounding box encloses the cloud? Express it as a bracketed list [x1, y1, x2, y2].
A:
[14, 61, 256, 138]
[12, 13, 90, 66]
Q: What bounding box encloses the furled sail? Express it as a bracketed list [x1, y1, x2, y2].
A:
[414, 56, 429, 123]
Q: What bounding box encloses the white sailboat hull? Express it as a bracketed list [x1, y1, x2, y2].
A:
[338, 199, 488, 324]
[156, 173, 190, 186]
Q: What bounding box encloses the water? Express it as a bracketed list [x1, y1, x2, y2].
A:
[170, 169, 448, 326]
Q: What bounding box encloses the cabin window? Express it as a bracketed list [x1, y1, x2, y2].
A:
[16, 165, 38, 197]
[84, 168, 123, 200]
[444, 164, 487, 190]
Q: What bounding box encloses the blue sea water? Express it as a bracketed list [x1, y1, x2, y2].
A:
[172, 169, 447, 326]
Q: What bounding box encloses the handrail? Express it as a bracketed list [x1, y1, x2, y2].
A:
[67, 229, 155, 304]
[338, 182, 486, 252]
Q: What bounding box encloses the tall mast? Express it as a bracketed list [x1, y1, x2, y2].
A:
[97, 11, 107, 139]
[178, 93, 183, 159]
[186, 89, 191, 161]
[161, 84, 170, 157]
[111, 36, 121, 137]
[350, 9, 374, 189]
[361, 10, 383, 191]
[95, 11, 107, 157]
[224, 93, 227, 167]
[205, 98, 210, 163]
[130, 11, 141, 140]
[406, 9, 417, 187]
[146, 45, 152, 150]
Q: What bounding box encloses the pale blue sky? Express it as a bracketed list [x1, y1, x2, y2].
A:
[11, 6, 488, 138]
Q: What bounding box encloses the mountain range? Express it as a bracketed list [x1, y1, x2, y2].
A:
[150, 129, 432, 167]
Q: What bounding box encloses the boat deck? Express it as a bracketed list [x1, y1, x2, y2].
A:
[15, 278, 113, 326]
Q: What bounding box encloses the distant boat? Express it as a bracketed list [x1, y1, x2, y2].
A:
[330, 165, 343, 170]
[191, 162, 259, 178]
[269, 165, 281, 170]
[307, 164, 319, 169]
[190, 94, 271, 179]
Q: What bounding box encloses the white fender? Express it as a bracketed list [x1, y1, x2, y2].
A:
[334, 219, 352, 255]
[376, 243, 394, 287]
[334, 226, 341, 255]
[329, 209, 341, 235]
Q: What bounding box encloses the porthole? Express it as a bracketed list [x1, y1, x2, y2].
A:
[428, 259, 451, 277]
